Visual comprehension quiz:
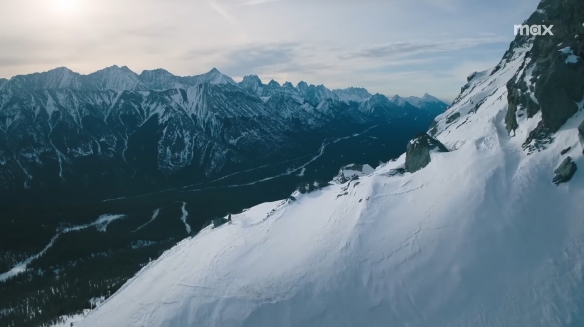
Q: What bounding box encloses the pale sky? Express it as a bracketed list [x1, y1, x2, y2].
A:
[0, 0, 541, 100]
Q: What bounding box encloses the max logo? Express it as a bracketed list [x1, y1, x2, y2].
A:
[514, 25, 554, 36]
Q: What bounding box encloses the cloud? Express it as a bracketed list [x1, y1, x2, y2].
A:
[341, 37, 509, 60]
[205, 0, 248, 41]
[0, 0, 541, 98]
[240, 0, 283, 6]
[207, 0, 236, 22]
[220, 43, 296, 76]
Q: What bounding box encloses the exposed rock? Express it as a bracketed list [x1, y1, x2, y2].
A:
[522, 121, 554, 154]
[333, 164, 374, 184]
[537, 58, 583, 131]
[578, 120, 584, 137]
[428, 120, 438, 136]
[296, 182, 316, 194]
[212, 217, 228, 228]
[405, 134, 449, 173]
[553, 156, 577, 185]
[560, 147, 572, 155]
[446, 112, 460, 124]
[505, 0, 584, 134]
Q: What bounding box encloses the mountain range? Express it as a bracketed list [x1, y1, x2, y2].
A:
[0, 66, 447, 201]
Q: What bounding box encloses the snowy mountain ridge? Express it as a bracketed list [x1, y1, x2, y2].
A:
[0, 66, 446, 110]
[76, 0, 584, 325]
[0, 66, 439, 197]
[0, 66, 236, 93]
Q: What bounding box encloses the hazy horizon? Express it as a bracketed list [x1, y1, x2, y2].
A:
[1, 0, 541, 100]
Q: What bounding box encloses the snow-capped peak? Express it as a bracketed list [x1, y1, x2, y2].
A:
[421, 93, 441, 103]
[87, 65, 145, 91]
[267, 79, 281, 87]
[194, 68, 236, 85]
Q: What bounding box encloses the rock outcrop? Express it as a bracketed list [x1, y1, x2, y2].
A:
[405, 133, 448, 173]
[333, 164, 374, 184]
[505, 0, 584, 135]
[553, 156, 577, 185]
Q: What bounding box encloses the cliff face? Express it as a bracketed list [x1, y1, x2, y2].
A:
[506, 0, 584, 138]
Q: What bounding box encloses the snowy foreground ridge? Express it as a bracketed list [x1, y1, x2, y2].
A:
[78, 19, 584, 327]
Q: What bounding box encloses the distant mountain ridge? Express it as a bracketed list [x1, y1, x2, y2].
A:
[0, 66, 445, 199]
[0, 66, 447, 110]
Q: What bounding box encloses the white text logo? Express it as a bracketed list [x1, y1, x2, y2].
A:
[514, 25, 554, 36]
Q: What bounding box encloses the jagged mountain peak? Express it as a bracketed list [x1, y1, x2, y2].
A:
[368, 93, 390, 102]
[47, 66, 75, 74]
[357, 93, 400, 115]
[86, 64, 144, 91]
[297, 81, 308, 91]
[139, 68, 175, 79]
[2, 66, 82, 92]
[238, 75, 265, 95]
[333, 87, 372, 102]
[390, 93, 449, 116]
[267, 79, 281, 87]
[421, 93, 441, 102]
[241, 74, 263, 83]
[89, 64, 140, 78]
[194, 67, 236, 85]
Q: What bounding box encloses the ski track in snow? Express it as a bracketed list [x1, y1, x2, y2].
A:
[132, 209, 160, 233]
[0, 214, 125, 282]
[102, 125, 378, 201]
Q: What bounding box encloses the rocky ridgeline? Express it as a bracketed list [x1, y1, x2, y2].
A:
[505, 0, 584, 140]
[0, 67, 446, 198]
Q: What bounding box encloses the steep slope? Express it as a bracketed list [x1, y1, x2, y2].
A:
[77, 0, 584, 326]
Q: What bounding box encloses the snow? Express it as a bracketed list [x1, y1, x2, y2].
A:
[180, 202, 191, 234]
[76, 36, 584, 327]
[132, 209, 160, 232]
[0, 214, 125, 282]
[94, 214, 126, 232]
[49, 310, 91, 327]
[559, 46, 581, 64]
[334, 164, 374, 183]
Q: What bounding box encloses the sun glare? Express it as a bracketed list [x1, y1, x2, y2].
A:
[51, 0, 79, 15]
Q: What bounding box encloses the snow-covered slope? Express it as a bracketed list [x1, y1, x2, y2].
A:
[76, 0, 584, 325]
[75, 4, 584, 327]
